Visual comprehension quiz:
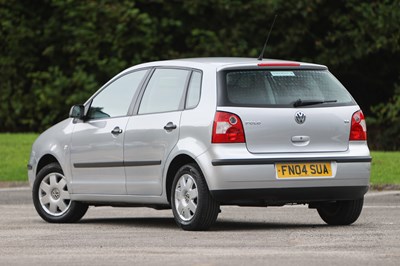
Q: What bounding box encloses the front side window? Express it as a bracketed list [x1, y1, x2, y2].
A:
[87, 70, 147, 120]
[138, 68, 190, 114]
[220, 70, 355, 107]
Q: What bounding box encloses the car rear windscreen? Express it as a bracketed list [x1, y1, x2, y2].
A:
[218, 70, 355, 107]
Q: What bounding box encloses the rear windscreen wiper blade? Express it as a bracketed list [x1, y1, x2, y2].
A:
[293, 99, 337, 107]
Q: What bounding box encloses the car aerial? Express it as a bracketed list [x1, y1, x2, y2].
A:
[28, 57, 371, 231]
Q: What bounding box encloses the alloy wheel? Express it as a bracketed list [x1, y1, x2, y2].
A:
[38, 173, 71, 216]
[174, 173, 198, 221]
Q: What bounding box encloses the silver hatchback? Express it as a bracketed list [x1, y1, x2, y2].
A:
[28, 58, 371, 230]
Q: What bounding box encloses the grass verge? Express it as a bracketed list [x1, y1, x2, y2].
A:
[0, 134, 399, 188]
[0, 133, 38, 182]
[370, 151, 400, 188]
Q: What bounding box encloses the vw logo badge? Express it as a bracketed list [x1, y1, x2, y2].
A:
[295, 111, 306, 124]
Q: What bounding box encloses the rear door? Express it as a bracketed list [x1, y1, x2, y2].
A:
[124, 68, 191, 195]
[219, 69, 357, 154]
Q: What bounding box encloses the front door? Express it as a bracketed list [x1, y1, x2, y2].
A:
[70, 69, 148, 194]
[70, 117, 129, 195]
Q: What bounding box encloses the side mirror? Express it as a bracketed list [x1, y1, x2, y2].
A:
[69, 105, 85, 119]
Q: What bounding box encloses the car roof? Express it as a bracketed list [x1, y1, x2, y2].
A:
[122, 57, 327, 76]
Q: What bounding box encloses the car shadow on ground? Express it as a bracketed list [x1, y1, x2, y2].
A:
[78, 217, 326, 231]
[213, 219, 326, 231]
[80, 217, 178, 229]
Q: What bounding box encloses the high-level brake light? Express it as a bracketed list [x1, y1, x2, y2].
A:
[257, 62, 300, 67]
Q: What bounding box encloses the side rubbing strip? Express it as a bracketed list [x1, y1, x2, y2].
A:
[74, 160, 161, 168]
[124, 161, 162, 167]
[74, 162, 124, 168]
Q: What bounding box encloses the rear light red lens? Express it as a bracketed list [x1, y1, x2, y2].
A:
[350, 110, 367, 141]
[257, 62, 300, 67]
[212, 111, 245, 143]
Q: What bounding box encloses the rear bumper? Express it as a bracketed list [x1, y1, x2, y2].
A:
[210, 186, 369, 205]
[198, 156, 371, 191]
[196, 143, 371, 201]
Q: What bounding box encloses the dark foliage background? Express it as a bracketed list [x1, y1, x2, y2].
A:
[1, 0, 399, 149]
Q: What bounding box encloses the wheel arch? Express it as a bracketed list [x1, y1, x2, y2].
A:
[36, 154, 61, 176]
[166, 154, 198, 204]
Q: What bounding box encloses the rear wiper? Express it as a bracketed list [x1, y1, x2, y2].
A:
[293, 99, 337, 107]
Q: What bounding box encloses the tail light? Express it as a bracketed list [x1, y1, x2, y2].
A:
[212, 111, 245, 143]
[350, 110, 367, 141]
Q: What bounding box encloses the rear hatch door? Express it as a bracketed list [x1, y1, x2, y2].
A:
[218, 68, 358, 154]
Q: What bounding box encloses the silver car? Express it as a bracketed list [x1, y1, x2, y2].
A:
[28, 58, 371, 230]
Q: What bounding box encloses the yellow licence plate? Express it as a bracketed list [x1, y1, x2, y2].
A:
[276, 162, 332, 178]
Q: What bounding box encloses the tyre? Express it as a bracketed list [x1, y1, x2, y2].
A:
[171, 163, 220, 231]
[317, 198, 364, 225]
[32, 162, 88, 223]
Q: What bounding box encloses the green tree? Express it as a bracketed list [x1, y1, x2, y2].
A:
[0, 0, 399, 150]
[369, 83, 400, 150]
[0, 0, 155, 131]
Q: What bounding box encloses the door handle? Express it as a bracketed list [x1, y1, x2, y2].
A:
[164, 122, 177, 131]
[111, 126, 123, 135]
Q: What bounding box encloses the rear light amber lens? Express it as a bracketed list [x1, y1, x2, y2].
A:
[350, 110, 367, 141]
[212, 111, 245, 143]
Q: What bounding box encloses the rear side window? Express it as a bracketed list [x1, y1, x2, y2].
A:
[138, 68, 190, 114]
[185, 71, 202, 109]
[219, 70, 355, 107]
